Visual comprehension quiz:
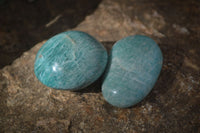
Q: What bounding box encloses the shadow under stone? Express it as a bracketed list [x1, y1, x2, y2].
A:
[74, 41, 115, 94]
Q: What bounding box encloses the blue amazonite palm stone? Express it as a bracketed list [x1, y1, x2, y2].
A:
[102, 35, 163, 108]
[34, 31, 108, 90]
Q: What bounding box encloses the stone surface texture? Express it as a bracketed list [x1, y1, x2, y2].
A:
[34, 31, 107, 90]
[102, 35, 163, 108]
[0, 0, 200, 132]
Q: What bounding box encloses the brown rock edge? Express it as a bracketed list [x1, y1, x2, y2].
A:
[0, 0, 200, 132]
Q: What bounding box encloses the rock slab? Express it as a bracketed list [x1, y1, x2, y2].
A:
[0, 0, 200, 132]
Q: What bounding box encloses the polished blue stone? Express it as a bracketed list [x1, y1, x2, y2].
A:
[34, 31, 108, 90]
[102, 35, 163, 108]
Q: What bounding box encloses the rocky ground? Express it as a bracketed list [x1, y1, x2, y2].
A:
[0, 0, 200, 132]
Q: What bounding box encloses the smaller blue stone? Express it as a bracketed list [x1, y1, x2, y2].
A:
[34, 31, 108, 90]
[102, 35, 163, 108]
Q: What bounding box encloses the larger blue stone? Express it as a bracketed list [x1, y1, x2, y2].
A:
[102, 35, 163, 108]
[34, 31, 108, 90]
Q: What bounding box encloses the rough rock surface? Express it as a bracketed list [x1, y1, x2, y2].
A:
[0, 0, 200, 132]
